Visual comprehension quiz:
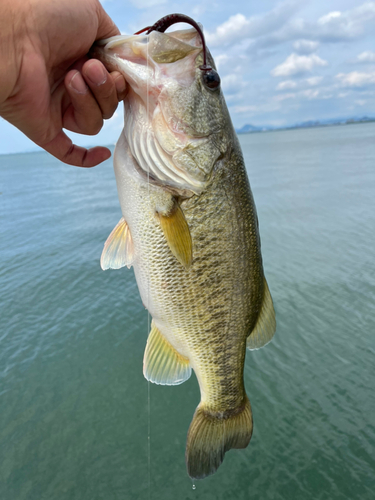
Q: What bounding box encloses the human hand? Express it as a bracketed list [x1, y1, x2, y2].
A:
[0, 0, 127, 167]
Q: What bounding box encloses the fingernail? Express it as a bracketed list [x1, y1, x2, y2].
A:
[85, 61, 107, 86]
[70, 72, 88, 94]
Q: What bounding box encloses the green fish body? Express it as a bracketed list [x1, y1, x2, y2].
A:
[96, 25, 276, 479]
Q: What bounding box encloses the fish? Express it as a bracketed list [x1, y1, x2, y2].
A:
[94, 14, 276, 480]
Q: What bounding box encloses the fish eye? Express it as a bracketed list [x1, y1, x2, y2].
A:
[202, 69, 221, 90]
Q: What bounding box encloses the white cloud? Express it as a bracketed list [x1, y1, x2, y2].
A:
[276, 80, 297, 90]
[305, 76, 323, 86]
[232, 100, 282, 115]
[357, 51, 375, 62]
[250, 1, 375, 53]
[221, 74, 246, 93]
[316, 2, 375, 39]
[350, 2, 375, 23]
[274, 93, 296, 102]
[318, 11, 342, 25]
[336, 71, 375, 87]
[276, 76, 323, 90]
[300, 89, 320, 99]
[274, 85, 337, 107]
[271, 53, 328, 77]
[293, 39, 319, 54]
[233, 105, 259, 114]
[214, 54, 230, 71]
[205, 1, 300, 47]
[206, 13, 250, 47]
[276, 76, 323, 91]
[191, 4, 207, 16]
[355, 99, 367, 105]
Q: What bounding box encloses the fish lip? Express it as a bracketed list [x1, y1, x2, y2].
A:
[95, 34, 148, 50]
[91, 35, 158, 110]
[92, 31, 201, 85]
[91, 35, 151, 72]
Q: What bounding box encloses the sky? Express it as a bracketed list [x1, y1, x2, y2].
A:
[1, 0, 375, 154]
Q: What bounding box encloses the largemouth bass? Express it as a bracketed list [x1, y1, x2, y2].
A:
[94, 14, 276, 480]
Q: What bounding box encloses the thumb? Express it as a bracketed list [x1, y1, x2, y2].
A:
[96, 2, 121, 40]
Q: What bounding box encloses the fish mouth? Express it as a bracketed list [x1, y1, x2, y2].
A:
[92, 29, 213, 195]
[91, 28, 208, 139]
[92, 29, 202, 105]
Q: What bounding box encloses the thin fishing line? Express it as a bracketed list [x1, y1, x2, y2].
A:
[146, 35, 151, 500]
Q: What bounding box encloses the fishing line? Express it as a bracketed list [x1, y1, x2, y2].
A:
[146, 35, 151, 500]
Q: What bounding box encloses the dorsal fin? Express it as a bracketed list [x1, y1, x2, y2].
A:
[247, 278, 276, 350]
[100, 217, 134, 270]
[143, 322, 192, 385]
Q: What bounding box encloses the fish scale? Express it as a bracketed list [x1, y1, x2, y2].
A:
[95, 20, 276, 479]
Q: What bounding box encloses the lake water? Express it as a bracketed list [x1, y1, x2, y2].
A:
[1, 123, 374, 499]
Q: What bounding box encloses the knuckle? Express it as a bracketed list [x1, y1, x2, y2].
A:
[98, 86, 115, 101]
[102, 106, 116, 120]
[78, 108, 103, 135]
[62, 144, 76, 164]
[79, 115, 102, 135]
[90, 120, 103, 135]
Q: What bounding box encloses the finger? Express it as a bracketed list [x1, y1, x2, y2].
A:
[82, 60, 119, 119]
[64, 70, 103, 135]
[42, 130, 111, 167]
[112, 70, 128, 101]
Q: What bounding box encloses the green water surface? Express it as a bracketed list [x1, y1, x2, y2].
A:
[1, 123, 374, 499]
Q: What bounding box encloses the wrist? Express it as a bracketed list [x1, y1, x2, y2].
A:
[0, 0, 29, 108]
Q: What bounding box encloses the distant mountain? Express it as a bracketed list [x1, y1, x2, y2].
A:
[236, 116, 375, 134]
[236, 124, 263, 133]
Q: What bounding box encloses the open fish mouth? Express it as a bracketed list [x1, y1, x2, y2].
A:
[93, 29, 203, 110]
[92, 30, 210, 193]
[93, 13, 226, 195]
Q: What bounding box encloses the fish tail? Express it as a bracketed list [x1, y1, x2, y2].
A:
[185, 396, 253, 479]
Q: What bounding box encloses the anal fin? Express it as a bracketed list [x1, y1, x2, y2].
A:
[247, 278, 276, 350]
[100, 217, 134, 270]
[143, 322, 191, 385]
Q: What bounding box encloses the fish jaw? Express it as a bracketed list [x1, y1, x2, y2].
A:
[93, 31, 202, 119]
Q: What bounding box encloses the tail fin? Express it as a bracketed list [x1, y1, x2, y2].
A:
[186, 397, 253, 479]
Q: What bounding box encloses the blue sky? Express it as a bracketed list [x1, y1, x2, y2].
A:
[1, 0, 375, 154]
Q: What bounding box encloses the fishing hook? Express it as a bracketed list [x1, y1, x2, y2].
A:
[134, 13, 212, 72]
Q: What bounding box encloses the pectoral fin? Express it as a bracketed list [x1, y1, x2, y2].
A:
[143, 322, 191, 386]
[158, 203, 192, 269]
[247, 278, 276, 350]
[100, 217, 134, 270]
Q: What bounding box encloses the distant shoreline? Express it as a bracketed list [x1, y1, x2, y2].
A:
[236, 117, 375, 135]
[1, 118, 374, 156]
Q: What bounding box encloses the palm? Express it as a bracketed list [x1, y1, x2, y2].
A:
[0, 0, 125, 166]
